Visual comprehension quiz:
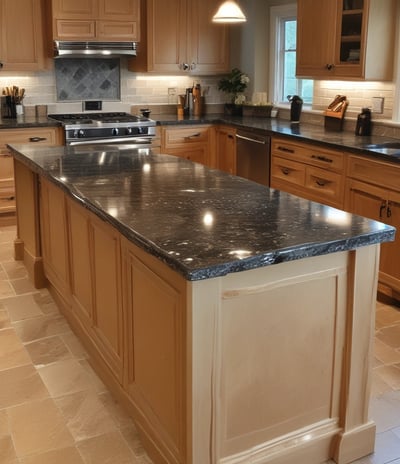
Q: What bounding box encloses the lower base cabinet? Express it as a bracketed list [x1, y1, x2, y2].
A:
[216, 125, 236, 175]
[161, 125, 214, 167]
[67, 198, 124, 382]
[346, 155, 400, 299]
[40, 178, 124, 382]
[122, 240, 187, 463]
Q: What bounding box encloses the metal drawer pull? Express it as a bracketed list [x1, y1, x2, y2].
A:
[379, 201, 387, 218]
[1, 196, 15, 201]
[281, 167, 290, 175]
[184, 133, 201, 140]
[236, 134, 266, 145]
[387, 203, 392, 218]
[311, 155, 333, 163]
[29, 137, 47, 142]
[315, 179, 326, 187]
[277, 145, 294, 153]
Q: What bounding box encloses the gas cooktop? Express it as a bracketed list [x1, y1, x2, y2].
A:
[48, 112, 157, 143]
[48, 112, 153, 124]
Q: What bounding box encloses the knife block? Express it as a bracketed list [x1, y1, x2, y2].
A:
[324, 101, 348, 131]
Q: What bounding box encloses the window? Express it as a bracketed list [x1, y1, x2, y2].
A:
[269, 4, 313, 106]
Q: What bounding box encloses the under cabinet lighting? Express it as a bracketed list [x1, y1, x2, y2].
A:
[212, 1, 246, 23]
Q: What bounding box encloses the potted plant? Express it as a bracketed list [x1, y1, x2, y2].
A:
[218, 68, 249, 116]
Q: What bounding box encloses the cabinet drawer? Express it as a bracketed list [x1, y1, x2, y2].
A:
[0, 128, 62, 148]
[271, 156, 305, 187]
[272, 138, 344, 172]
[163, 126, 210, 148]
[347, 155, 400, 192]
[305, 166, 344, 206]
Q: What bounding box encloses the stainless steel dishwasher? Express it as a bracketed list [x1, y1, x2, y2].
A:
[235, 129, 270, 186]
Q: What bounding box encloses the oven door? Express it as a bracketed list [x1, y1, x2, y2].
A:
[67, 136, 155, 148]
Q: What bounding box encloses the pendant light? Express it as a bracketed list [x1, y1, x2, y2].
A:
[212, 1, 247, 23]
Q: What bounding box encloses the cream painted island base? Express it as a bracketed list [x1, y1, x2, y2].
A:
[12, 157, 381, 464]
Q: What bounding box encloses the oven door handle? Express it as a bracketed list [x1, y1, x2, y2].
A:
[68, 137, 154, 146]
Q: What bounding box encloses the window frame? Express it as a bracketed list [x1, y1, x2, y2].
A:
[269, 3, 312, 107]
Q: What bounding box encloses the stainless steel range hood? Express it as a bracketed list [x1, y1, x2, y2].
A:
[54, 41, 137, 58]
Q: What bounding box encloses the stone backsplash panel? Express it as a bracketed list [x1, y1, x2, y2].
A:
[54, 58, 120, 101]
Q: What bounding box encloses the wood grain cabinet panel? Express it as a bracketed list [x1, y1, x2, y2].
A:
[216, 126, 236, 175]
[0, 0, 46, 71]
[161, 125, 212, 167]
[346, 155, 400, 299]
[297, 0, 396, 80]
[51, 0, 140, 41]
[122, 241, 187, 463]
[40, 178, 70, 299]
[129, 0, 228, 74]
[270, 137, 345, 209]
[66, 198, 124, 382]
[0, 127, 63, 216]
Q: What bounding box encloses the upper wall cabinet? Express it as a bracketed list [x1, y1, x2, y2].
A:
[129, 0, 229, 74]
[0, 0, 46, 71]
[296, 0, 396, 80]
[50, 0, 140, 41]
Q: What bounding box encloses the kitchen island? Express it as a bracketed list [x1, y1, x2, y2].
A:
[8, 144, 395, 464]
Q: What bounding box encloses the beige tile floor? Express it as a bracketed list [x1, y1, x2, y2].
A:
[0, 223, 399, 464]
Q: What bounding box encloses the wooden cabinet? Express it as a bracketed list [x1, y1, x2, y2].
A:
[0, 0, 46, 71]
[0, 127, 63, 215]
[40, 177, 70, 299]
[67, 198, 124, 382]
[129, 0, 229, 74]
[122, 239, 187, 463]
[161, 125, 212, 167]
[216, 125, 236, 175]
[50, 0, 140, 41]
[296, 0, 396, 80]
[271, 137, 345, 209]
[346, 155, 400, 299]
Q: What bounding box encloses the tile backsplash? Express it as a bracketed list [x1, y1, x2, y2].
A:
[54, 58, 121, 101]
[0, 58, 397, 134]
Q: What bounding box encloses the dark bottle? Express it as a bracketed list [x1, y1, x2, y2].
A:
[355, 108, 371, 136]
[287, 95, 303, 123]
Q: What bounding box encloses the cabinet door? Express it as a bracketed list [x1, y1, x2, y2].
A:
[216, 126, 236, 175]
[67, 198, 124, 381]
[145, 0, 187, 73]
[0, 0, 45, 71]
[0, 152, 15, 213]
[123, 241, 187, 462]
[40, 178, 70, 297]
[52, 0, 97, 18]
[296, 0, 337, 78]
[297, 0, 395, 80]
[90, 216, 123, 381]
[97, 0, 140, 40]
[346, 178, 400, 291]
[98, 0, 139, 21]
[189, 0, 229, 73]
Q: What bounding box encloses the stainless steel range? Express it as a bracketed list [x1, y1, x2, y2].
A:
[48, 112, 157, 148]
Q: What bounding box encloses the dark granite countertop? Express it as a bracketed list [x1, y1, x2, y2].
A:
[0, 115, 61, 129]
[8, 143, 395, 281]
[154, 113, 400, 163]
[2, 112, 400, 162]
